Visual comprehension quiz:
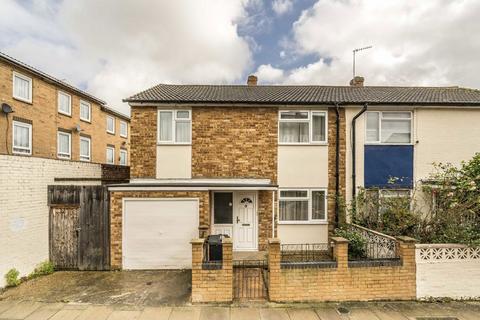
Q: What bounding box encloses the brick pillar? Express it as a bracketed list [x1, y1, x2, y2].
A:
[191, 238, 204, 303]
[268, 238, 281, 301]
[396, 236, 417, 299]
[331, 237, 349, 269]
[222, 237, 233, 302]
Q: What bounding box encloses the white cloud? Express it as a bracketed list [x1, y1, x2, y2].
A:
[272, 0, 293, 16]
[255, 64, 285, 83]
[1, 0, 253, 115]
[281, 0, 480, 88]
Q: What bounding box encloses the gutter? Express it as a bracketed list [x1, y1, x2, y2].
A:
[351, 103, 368, 199]
[334, 104, 340, 228]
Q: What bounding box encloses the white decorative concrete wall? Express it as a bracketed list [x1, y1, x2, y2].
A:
[416, 244, 480, 299]
[0, 155, 101, 287]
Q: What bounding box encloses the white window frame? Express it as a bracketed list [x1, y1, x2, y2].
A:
[365, 111, 412, 145]
[79, 136, 91, 162]
[57, 131, 72, 159]
[106, 116, 115, 134]
[106, 146, 115, 164]
[57, 91, 72, 116]
[119, 149, 128, 166]
[157, 109, 192, 145]
[12, 121, 32, 155]
[278, 110, 328, 145]
[80, 100, 91, 122]
[278, 188, 328, 224]
[120, 120, 128, 138]
[12, 72, 33, 103]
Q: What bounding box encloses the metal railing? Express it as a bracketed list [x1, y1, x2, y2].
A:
[280, 243, 335, 268]
[347, 223, 399, 260]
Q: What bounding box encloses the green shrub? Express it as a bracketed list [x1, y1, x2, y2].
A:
[335, 228, 367, 259]
[5, 268, 20, 287]
[28, 261, 55, 279]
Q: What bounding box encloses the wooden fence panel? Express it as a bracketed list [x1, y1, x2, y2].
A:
[50, 206, 80, 269]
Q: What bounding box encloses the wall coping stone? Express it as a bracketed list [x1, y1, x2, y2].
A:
[331, 236, 349, 244]
[191, 238, 205, 245]
[396, 236, 417, 243]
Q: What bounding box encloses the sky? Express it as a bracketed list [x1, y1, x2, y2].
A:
[2, 0, 480, 116]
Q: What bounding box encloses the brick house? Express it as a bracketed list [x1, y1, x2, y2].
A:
[109, 75, 480, 270]
[0, 52, 130, 165]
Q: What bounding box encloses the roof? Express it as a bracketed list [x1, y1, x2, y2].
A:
[101, 105, 130, 121]
[0, 51, 105, 105]
[125, 84, 480, 106]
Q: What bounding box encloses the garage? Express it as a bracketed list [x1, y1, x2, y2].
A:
[123, 198, 199, 269]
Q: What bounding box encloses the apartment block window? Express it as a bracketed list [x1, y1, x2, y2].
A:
[120, 120, 128, 138]
[106, 116, 115, 134]
[158, 110, 191, 144]
[58, 91, 72, 116]
[13, 72, 32, 103]
[119, 149, 127, 166]
[79, 136, 91, 162]
[80, 100, 91, 122]
[279, 189, 327, 223]
[57, 131, 71, 159]
[106, 146, 115, 164]
[12, 121, 32, 155]
[366, 111, 412, 144]
[279, 110, 327, 144]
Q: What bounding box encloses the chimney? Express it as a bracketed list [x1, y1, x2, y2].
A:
[350, 76, 364, 87]
[247, 75, 258, 86]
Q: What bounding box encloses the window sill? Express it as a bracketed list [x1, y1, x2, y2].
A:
[106, 131, 115, 135]
[58, 111, 72, 117]
[364, 143, 413, 146]
[12, 152, 32, 156]
[80, 118, 91, 124]
[120, 135, 128, 139]
[157, 143, 192, 146]
[278, 221, 328, 225]
[279, 143, 328, 146]
[13, 96, 32, 104]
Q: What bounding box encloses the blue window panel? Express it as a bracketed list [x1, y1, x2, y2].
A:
[364, 145, 413, 188]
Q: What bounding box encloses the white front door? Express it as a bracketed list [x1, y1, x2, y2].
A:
[233, 192, 257, 250]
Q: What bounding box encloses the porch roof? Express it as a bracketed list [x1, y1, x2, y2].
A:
[108, 178, 278, 191]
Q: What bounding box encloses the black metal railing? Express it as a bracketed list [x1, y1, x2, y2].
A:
[280, 243, 336, 268]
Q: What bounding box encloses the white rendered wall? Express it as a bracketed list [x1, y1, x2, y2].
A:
[416, 244, 480, 299]
[156, 145, 191, 179]
[0, 155, 101, 287]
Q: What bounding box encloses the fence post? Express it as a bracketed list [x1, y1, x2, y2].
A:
[332, 236, 349, 269]
[222, 237, 233, 302]
[268, 238, 281, 301]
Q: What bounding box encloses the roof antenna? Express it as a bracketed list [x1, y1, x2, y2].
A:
[352, 46, 372, 78]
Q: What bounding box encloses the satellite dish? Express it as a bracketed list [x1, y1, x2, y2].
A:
[1, 103, 13, 114]
[75, 124, 82, 132]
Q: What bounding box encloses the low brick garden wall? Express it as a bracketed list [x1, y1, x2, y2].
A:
[268, 236, 417, 302]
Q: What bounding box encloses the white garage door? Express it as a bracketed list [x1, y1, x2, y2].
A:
[123, 198, 199, 269]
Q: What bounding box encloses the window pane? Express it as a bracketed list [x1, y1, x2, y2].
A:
[58, 133, 70, 155]
[80, 138, 90, 160]
[280, 190, 308, 198]
[312, 113, 326, 142]
[58, 93, 71, 114]
[120, 122, 127, 136]
[280, 111, 308, 119]
[80, 102, 90, 120]
[14, 75, 30, 100]
[14, 124, 29, 148]
[159, 111, 173, 141]
[312, 191, 326, 220]
[279, 200, 308, 221]
[214, 193, 233, 224]
[106, 148, 114, 163]
[382, 112, 411, 119]
[120, 151, 127, 165]
[107, 117, 114, 132]
[366, 112, 379, 142]
[279, 122, 309, 143]
[175, 121, 191, 143]
[381, 119, 411, 143]
[176, 110, 190, 119]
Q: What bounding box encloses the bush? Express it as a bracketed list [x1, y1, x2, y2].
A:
[5, 268, 20, 287]
[335, 228, 367, 259]
[28, 261, 55, 279]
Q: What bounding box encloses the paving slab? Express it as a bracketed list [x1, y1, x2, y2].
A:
[370, 306, 408, 320]
[24, 303, 64, 320]
[76, 305, 114, 320]
[138, 307, 172, 320]
[315, 307, 344, 320]
[0, 301, 43, 319]
[199, 307, 230, 320]
[259, 308, 290, 320]
[0, 300, 18, 315]
[456, 310, 480, 320]
[106, 310, 142, 320]
[48, 308, 84, 320]
[287, 308, 320, 320]
[231, 307, 260, 320]
[348, 308, 381, 320]
[169, 307, 201, 320]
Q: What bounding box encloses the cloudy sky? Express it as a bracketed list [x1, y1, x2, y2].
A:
[2, 0, 479, 115]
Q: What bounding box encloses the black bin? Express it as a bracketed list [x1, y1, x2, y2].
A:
[205, 234, 229, 261]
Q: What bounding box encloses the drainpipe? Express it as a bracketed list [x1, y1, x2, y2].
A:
[351, 103, 368, 199]
[334, 104, 340, 229]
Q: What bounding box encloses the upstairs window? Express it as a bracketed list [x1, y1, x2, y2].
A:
[79, 136, 91, 162]
[106, 146, 115, 164]
[279, 189, 327, 223]
[279, 110, 327, 144]
[120, 120, 128, 138]
[12, 121, 32, 155]
[57, 131, 71, 159]
[158, 110, 191, 144]
[13, 72, 32, 103]
[80, 100, 91, 122]
[58, 91, 72, 116]
[366, 111, 412, 144]
[119, 149, 127, 166]
[106, 116, 115, 134]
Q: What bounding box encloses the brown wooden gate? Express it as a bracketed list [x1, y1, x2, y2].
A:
[48, 185, 110, 270]
[233, 260, 269, 301]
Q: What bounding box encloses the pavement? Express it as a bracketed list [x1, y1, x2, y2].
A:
[0, 300, 478, 319]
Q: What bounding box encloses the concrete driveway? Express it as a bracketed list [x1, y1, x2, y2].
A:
[0, 270, 191, 306]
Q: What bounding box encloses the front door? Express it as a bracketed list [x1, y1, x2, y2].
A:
[233, 192, 257, 250]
